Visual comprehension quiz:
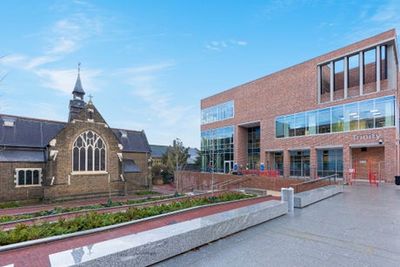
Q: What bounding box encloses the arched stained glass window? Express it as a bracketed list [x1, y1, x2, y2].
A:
[72, 130, 106, 172]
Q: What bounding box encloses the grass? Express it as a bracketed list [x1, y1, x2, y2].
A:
[134, 190, 160, 196]
[0, 201, 21, 209]
[0, 192, 255, 246]
[0, 194, 181, 224]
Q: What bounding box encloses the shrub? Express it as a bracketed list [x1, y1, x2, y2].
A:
[0, 192, 254, 246]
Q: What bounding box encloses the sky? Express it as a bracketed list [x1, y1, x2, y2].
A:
[0, 0, 399, 148]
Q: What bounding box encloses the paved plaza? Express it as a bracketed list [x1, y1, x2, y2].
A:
[157, 183, 400, 267]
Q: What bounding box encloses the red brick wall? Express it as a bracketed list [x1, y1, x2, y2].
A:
[201, 29, 399, 182]
[175, 171, 333, 193]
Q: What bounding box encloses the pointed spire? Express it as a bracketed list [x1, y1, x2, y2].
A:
[72, 62, 85, 99]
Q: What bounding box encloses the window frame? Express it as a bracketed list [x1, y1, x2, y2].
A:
[15, 168, 42, 187]
[72, 130, 107, 174]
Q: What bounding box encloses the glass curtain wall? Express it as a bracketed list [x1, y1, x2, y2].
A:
[290, 150, 310, 177]
[201, 101, 234, 125]
[276, 96, 395, 138]
[317, 149, 343, 178]
[272, 151, 284, 175]
[201, 126, 234, 172]
[247, 127, 260, 169]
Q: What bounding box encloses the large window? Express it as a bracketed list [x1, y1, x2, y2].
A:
[290, 150, 310, 177]
[201, 101, 234, 125]
[275, 96, 395, 138]
[72, 130, 106, 172]
[317, 149, 343, 178]
[363, 48, 376, 84]
[15, 168, 42, 187]
[271, 151, 283, 176]
[319, 44, 391, 102]
[380, 45, 387, 80]
[320, 63, 331, 102]
[201, 126, 234, 172]
[247, 127, 260, 169]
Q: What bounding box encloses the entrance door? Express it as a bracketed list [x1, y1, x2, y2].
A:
[351, 147, 384, 180]
[224, 161, 233, 174]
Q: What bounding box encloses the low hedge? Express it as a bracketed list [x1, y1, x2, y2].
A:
[0, 194, 182, 224]
[0, 192, 254, 246]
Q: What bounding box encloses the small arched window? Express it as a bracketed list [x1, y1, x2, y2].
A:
[72, 130, 106, 172]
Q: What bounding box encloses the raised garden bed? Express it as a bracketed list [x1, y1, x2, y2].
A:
[0, 192, 255, 246]
[0, 194, 180, 224]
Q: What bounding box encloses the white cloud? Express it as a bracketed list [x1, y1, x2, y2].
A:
[115, 61, 199, 146]
[345, 0, 400, 42]
[34, 68, 102, 94]
[205, 39, 248, 51]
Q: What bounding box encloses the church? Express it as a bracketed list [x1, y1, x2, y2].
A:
[0, 67, 152, 202]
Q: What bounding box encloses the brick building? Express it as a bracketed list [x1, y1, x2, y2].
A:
[0, 68, 151, 202]
[201, 29, 399, 182]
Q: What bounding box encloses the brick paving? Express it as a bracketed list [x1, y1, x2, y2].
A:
[0, 196, 277, 267]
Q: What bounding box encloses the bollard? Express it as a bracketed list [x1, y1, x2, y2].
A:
[281, 187, 294, 212]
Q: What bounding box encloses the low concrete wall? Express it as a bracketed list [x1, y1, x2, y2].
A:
[49, 200, 287, 266]
[294, 185, 343, 208]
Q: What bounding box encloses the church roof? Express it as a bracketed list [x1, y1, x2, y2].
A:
[0, 149, 45, 162]
[0, 114, 151, 154]
[73, 74, 85, 95]
[112, 128, 151, 153]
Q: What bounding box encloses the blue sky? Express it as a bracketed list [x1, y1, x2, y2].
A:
[0, 0, 399, 148]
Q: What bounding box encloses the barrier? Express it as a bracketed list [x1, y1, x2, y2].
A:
[241, 169, 280, 177]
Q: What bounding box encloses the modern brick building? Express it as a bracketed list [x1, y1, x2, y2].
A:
[201, 29, 399, 182]
[0, 68, 152, 202]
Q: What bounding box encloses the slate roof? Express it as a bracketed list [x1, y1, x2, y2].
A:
[0, 115, 66, 148]
[123, 159, 141, 173]
[72, 74, 85, 96]
[111, 129, 151, 153]
[0, 149, 45, 162]
[149, 145, 168, 158]
[0, 114, 151, 155]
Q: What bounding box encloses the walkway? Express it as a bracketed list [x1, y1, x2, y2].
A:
[0, 196, 276, 267]
[157, 183, 400, 267]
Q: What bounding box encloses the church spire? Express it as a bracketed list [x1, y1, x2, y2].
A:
[72, 62, 85, 100]
[69, 62, 86, 122]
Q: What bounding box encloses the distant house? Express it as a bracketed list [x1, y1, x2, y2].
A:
[150, 145, 169, 165]
[150, 145, 199, 168]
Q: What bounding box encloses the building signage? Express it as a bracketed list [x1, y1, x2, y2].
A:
[352, 133, 381, 141]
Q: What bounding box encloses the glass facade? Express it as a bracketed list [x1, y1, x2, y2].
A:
[271, 151, 284, 175]
[276, 96, 395, 138]
[201, 101, 234, 125]
[290, 150, 310, 177]
[317, 149, 343, 178]
[201, 126, 234, 172]
[247, 127, 260, 169]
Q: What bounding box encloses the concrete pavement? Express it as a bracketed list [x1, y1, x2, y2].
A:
[157, 183, 400, 267]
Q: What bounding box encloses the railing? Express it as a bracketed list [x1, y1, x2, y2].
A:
[241, 169, 281, 177]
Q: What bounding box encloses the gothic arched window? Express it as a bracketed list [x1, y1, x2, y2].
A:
[72, 130, 106, 172]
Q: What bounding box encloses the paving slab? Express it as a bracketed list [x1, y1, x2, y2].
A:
[48, 200, 287, 266]
[157, 184, 400, 267]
